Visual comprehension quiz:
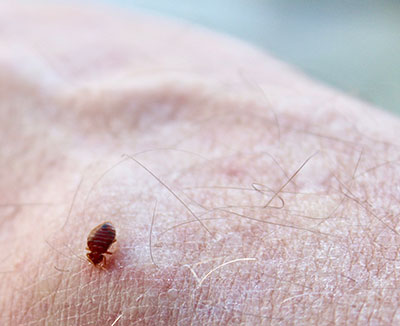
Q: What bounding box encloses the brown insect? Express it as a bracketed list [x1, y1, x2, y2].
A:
[86, 221, 116, 267]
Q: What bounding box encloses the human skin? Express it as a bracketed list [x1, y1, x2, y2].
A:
[1, 2, 400, 326]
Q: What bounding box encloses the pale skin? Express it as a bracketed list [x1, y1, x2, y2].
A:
[1, 2, 400, 326]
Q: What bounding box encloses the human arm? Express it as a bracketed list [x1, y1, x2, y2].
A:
[1, 3, 400, 325]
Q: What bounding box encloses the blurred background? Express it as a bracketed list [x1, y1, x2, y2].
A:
[101, 0, 400, 114]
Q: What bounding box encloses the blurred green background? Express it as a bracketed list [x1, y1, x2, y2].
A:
[104, 0, 400, 114]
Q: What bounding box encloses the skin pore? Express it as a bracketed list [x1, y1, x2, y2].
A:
[1, 2, 400, 325]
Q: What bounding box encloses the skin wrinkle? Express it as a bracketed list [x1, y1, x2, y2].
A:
[2, 4, 400, 326]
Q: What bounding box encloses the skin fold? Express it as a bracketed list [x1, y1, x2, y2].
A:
[1, 2, 400, 325]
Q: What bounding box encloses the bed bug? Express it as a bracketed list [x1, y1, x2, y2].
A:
[86, 221, 116, 267]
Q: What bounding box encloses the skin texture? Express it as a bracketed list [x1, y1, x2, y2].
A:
[1, 2, 400, 326]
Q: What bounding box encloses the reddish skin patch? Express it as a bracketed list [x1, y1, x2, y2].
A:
[225, 167, 243, 178]
[86, 221, 116, 268]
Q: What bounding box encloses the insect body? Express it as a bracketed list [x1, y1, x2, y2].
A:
[86, 221, 116, 267]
